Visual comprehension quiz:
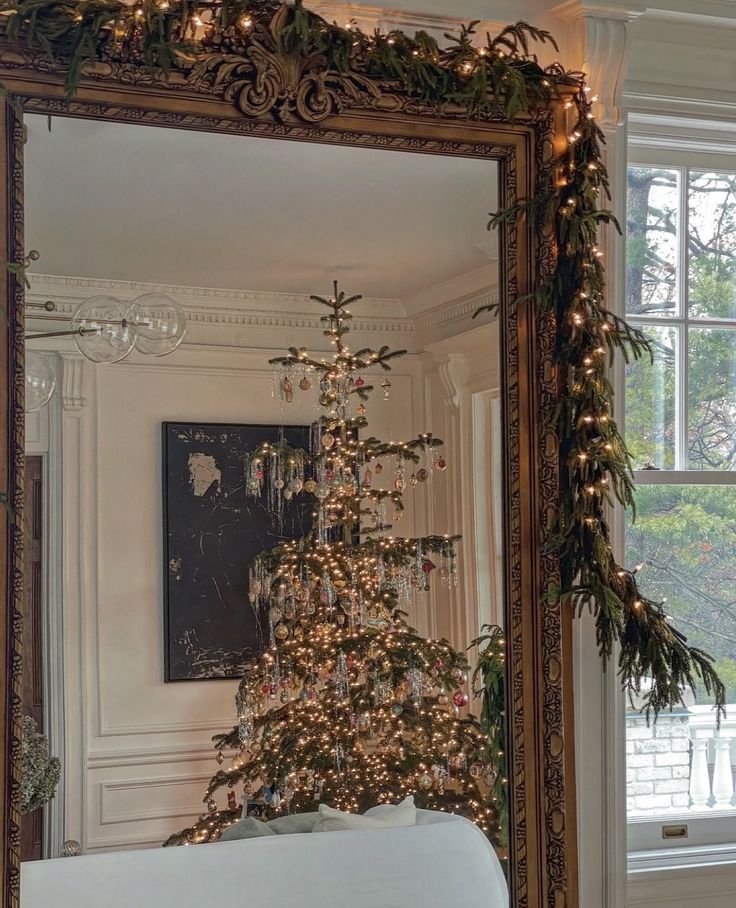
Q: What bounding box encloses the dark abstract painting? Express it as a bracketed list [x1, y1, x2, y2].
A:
[162, 422, 311, 681]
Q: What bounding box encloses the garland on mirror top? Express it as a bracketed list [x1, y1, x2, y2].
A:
[2, 1, 725, 718]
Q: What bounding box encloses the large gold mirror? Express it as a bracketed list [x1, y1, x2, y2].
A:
[0, 5, 578, 907]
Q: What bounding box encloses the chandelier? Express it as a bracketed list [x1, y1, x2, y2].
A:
[25, 292, 187, 412]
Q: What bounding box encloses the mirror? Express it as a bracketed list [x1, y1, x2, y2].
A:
[21, 114, 507, 891]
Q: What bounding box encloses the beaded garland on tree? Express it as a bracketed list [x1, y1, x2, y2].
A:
[164, 285, 502, 846]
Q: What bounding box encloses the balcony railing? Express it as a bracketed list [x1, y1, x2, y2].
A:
[627, 705, 736, 817]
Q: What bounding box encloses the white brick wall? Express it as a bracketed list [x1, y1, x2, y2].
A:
[626, 712, 691, 815]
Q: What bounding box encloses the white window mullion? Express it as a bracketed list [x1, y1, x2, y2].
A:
[677, 166, 689, 470]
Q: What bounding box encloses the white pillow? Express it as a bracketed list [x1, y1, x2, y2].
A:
[312, 795, 417, 833]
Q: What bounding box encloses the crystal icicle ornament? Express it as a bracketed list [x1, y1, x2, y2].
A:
[238, 708, 254, 746]
[335, 652, 349, 701]
[408, 667, 423, 704]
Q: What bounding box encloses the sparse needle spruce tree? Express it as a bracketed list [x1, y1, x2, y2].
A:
[166, 285, 503, 846]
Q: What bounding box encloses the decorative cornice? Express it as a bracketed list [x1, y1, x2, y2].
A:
[552, 0, 644, 128]
[27, 273, 497, 353]
[308, 2, 504, 37]
[436, 353, 470, 410]
[58, 352, 89, 413]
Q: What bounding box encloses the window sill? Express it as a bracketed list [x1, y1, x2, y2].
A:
[629, 842, 736, 874]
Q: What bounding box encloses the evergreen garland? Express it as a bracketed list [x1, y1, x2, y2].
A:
[1, 0, 725, 718]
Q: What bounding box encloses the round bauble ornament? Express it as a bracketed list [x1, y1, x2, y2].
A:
[274, 478, 285, 490]
[394, 477, 406, 492]
[438, 694, 449, 706]
[418, 772, 434, 791]
[357, 404, 367, 415]
[290, 478, 304, 493]
[357, 712, 371, 733]
[322, 433, 335, 449]
[299, 376, 312, 391]
[304, 479, 317, 494]
[451, 667, 465, 683]
[483, 766, 497, 786]
[315, 483, 329, 500]
[392, 704, 403, 717]
[274, 623, 289, 640]
[434, 457, 447, 472]
[452, 690, 469, 708]
[355, 377, 365, 388]
[61, 840, 82, 858]
[449, 753, 466, 772]
[260, 682, 271, 694]
[416, 468, 429, 483]
[280, 690, 289, 703]
[269, 606, 282, 624]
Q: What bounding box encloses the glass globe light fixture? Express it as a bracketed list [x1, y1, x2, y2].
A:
[131, 292, 186, 356]
[71, 296, 136, 364]
[25, 351, 56, 412]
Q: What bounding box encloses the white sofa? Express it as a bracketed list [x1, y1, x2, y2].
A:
[21, 812, 508, 907]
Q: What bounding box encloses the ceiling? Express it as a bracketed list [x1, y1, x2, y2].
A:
[24, 114, 498, 301]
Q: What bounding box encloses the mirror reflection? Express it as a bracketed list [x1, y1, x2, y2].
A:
[21, 114, 507, 896]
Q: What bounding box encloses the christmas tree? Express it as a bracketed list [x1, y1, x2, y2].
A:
[165, 284, 501, 846]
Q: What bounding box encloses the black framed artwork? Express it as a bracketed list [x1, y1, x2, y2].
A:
[162, 422, 311, 681]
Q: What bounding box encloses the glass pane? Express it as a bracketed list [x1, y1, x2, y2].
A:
[689, 171, 736, 320]
[688, 328, 736, 470]
[626, 485, 736, 819]
[625, 325, 677, 470]
[626, 166, 679, 317]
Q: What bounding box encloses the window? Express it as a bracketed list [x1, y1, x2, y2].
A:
[625, 165, 736, 858]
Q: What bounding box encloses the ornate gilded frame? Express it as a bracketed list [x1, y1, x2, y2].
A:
[0, 18, 577, 908]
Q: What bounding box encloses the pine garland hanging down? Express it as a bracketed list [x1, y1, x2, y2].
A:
[1, 1, 725, 716]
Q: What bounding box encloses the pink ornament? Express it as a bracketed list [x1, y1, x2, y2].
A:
[422, 561, 434, 575]
[452, 690, 469, 708]
[435, 658, 444, 670]
[355, 377, 365, 388]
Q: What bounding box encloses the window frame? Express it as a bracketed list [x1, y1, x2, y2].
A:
[624, 155, 736, 864]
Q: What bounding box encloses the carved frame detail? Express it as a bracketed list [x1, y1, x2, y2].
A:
[0, 20, 576, 908]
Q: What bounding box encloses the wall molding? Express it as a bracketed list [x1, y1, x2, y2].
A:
[99, 775, 212, 826]
[87, 743, 232, 769]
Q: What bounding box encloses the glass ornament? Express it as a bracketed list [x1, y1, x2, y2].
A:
[418, 771, 434, 790]
[71, 295, 136, 363]
[131, 292, 186, 356]
[61, 840, 82, 858]
[25, 351, 56, 412]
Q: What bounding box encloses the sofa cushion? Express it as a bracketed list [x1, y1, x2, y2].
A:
[267, 812, 320, 835]
[219, 817, 276, 842]
[312, 796, 416, 833]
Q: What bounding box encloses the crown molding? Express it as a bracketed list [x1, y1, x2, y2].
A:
[307, 2, 504, 37]
[26, 272, 498, 354]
